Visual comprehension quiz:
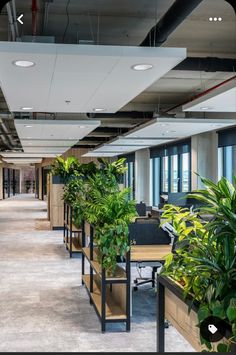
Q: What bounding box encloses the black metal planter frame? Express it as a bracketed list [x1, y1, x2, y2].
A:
[63, 202, 84, 258]
[82, 224, 131, 333]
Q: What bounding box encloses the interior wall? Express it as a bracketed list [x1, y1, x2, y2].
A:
[135, 148, 150, 205]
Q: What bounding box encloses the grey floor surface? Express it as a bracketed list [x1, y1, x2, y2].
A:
[0, 194, 195, 352]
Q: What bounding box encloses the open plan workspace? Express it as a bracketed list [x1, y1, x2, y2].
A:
[0, 0, 236, 353]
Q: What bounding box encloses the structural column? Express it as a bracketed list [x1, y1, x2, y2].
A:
[191, 131, 218, 189]
[135, 148, 150, 205]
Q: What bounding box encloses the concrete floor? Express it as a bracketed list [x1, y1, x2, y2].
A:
[0, 194, 195, 352]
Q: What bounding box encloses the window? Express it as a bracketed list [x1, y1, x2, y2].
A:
[218, 145, 236, 183]
[123, 154, 135, 200]
[150, 140, 191, 206]
[170, 154, 178, 192]
[151, 157, 160, 206]
[218, 128, 236, 183]
[181, 152, 190, 192]
[162, 156, 169, 193]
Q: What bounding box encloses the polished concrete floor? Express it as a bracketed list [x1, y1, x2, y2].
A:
[0, 194, 195, 352]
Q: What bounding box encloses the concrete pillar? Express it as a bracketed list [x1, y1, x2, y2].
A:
[135, 148, 150, 204]
[0, 165, 3, 200]
[191, 131, 218, 189]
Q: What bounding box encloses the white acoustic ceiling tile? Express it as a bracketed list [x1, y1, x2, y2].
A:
[21, 139, 78, 147]
[14, 119, 100, 157]
[3, 158, 42, 164]
[94, 144, 149, 153]
[183, 79, 236, 112]
[0, 152, 58, 158]
[113, 137, 174, 146]
[0, 42, 56, 112]
[126, 118, 236, 139]
[23, 147, 66, 153]
[87, 47, 187, 113]
[0, 42, 186, 113]
[83, 151, 118, 157]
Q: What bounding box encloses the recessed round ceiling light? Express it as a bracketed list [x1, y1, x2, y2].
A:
[24, 125, 33, 128]
[200, 106, 214, 110]
[21, 107, 33, 110]
[13, 60, 35, 68]
[93, 108, 106, 112]
[218, 17, 222, 21]
[213, 17, 217, 21]
[209, 17, 213, 21]
[132, 63, 153, 71]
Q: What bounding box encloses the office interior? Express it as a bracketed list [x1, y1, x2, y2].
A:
[0, 0, 236, 353]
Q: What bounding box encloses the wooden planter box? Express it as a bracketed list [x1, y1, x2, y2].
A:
[157, 276, 235, 353]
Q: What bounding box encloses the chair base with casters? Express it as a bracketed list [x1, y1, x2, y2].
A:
[133, 261, 163, 291]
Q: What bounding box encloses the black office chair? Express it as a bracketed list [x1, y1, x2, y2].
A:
[129, 220, 170, 291]
[135, 201, 147, 216]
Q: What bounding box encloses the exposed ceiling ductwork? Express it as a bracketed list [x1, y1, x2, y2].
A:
[140, 0, 205, 47]
[174, 57, 236, 72]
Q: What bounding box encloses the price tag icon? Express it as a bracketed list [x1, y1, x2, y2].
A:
[208, 324, 218, 335]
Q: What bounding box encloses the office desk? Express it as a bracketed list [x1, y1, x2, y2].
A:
[131, 245, 171, 262]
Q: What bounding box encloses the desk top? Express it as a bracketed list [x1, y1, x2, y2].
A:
[131, 245, 171, 262]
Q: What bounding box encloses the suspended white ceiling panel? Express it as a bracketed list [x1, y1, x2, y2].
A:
[14, 119, 100, 156]
[21, 139, 78, 147]
[125, 117, 236, 139]
[111, 137, 174, 146]
[0, 152, 59, 158]
[0, 42, 186, 113]
[23, 147, 66, 153]
[83, 117, 236, 157]
[2, 158, 42, 164]
[83, 152, 118, 157]
[182, 78, 236, 112]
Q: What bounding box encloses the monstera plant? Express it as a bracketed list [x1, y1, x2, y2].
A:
[162, 176, 236, 352]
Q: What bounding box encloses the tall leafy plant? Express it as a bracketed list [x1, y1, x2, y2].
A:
[51, 156, 81, 183]
[84, 159, 137, 275]
[162, 176, 236, 352]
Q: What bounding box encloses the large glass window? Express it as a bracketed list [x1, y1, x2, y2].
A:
[150, 141, 191, 206]
[162, 156, 169, 193]
[218, 128, 236, 183]
[124, 160, 135, 200]
[170, 154, 178, 192]
[218, 145, 236, 183]
[181, 152, 190, 192]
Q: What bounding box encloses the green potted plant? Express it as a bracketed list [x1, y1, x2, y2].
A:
[160, 176, 236, 352]
[84, 158, 137, 276]
[51, 156, 81, 184]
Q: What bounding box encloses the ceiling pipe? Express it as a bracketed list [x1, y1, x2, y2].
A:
[164, 74, 236, 113]
[225, 0, 236, 13]
[32, 0, 38, 37]
[140, 0, 204, 47]
[11, 0, 19, 38]
[0, 134, 12, 149]
[0, 121, 16, 146]
[6, 2, 16, 41]
[174, 57, 236, 72]
[87, 111, 153, 119]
